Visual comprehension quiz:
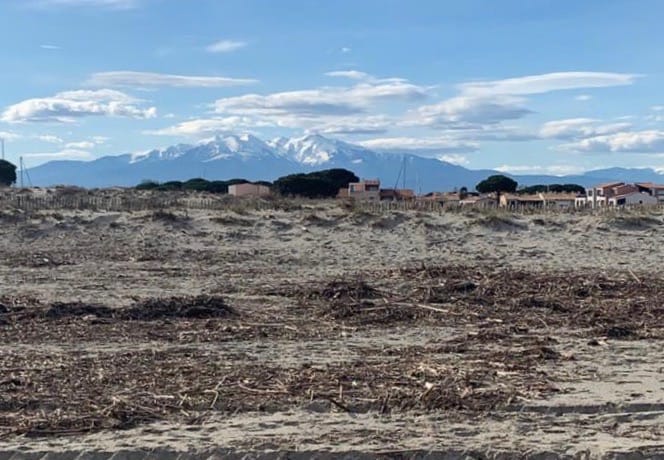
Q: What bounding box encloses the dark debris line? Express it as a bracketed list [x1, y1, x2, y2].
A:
[0, 265, 662, 437]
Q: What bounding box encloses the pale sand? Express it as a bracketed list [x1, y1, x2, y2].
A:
[1, 202, 663, 458]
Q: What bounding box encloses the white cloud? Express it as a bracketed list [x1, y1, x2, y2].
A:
[495, 164, 585, 176]
[92, 136, 109, 144]
[32, 0, 139, 9]
[358, 136, 478, 153]
[409, 95, 531, 127]
[147, 70, 641, 153]
[310, 116, 392, 135]
[145, 117, 265, 137]
[575, 94, 592, 101]
[88, 71, 257, 88]
[206, 40, 247, 53]
[0, 131, 21, 141]
[438, 154, 470, 165]
[454, 126, 537, 142]
[150, 114, 393, 138]
[209, 79, 428, 134]
[408, 71, 637, 130]
[214, 81, 427, 119]
[540, 118, 632, 140]
[37, 135, 64, 144]
[651, 106, 664, 112]
[325, 70, 373, 81]
[460, 72, 637, 97]
[65, 141, 96, 149]
[24, 149, 93, 160]
[560, 130, 664, 153]
[1, 89, 157, 123]
[40, 44, 61, 50]
[341, 47, 352, 54]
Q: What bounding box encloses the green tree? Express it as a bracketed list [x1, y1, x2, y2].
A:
[309, 168, 359, 191]
[476, 174, 518, 204]
[518, 183, 585, 195]
[183, 178, 211, 191]
[476, 175, 518, 194]
[0, 160, 17, 187]
[560, 184, 585, 194]
[273, 168, 358, 198]
[136, 180, 160, 190]
[157, 181, 184, 191]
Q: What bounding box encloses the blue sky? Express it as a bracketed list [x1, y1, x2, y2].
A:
[1, 0, 663, 174]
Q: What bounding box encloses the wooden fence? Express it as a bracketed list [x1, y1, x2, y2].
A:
[0, 193, 281, 213]
[355, 199, 664, 215]
[2, 191, 663, 216]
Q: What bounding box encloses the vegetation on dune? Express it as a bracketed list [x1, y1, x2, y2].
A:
[518, 183, 585, 195]
[475, 174, 518, 205]
[0, 159, 17, 187]
[136, 177, 269, 194]
[135, 168, 357, 198]
[273, 168, 359, 198]
[475, 175, 518, 194]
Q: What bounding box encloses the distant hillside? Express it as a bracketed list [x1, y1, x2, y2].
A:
[24, 134, 664, 192]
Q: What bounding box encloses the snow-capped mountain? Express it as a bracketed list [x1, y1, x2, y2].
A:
[273, 134, 373, 166]
[132, 134, 283, 163]
[24, 133, 664, 191]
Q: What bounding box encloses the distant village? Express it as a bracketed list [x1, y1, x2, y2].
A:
[152, 174, 664, 209]
[334, 178, 664, 208]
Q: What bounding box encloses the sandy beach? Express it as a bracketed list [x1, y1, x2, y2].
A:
[0, 196, 663, 459]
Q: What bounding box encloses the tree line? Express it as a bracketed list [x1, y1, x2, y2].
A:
[0, 158, 587, 199]
[475, 175, 584, 196]
[135, 168, 360, 198]
[136, 178, 271, 194]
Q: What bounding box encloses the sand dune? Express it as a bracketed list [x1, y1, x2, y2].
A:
[0, 198, 663, 458]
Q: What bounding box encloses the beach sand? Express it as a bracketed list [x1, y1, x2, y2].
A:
[0, 199, 663, 458]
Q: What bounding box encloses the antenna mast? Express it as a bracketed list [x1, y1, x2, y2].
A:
[402, 155, 407, 190]
[1, 138, 4, 160]
[20, 157, 24, 188]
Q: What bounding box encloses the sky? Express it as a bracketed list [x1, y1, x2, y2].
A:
[0, 0, 663, 175]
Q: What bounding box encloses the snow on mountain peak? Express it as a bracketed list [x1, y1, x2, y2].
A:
[278, 133, 368, 166]
[130, 143, 192, 163]
[130, 133, 372, 166]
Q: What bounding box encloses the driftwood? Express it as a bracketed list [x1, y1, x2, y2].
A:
[0, 264, 662, 438]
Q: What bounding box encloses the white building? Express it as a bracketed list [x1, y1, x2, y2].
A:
[607, 192, 658, 207]
[583, 182, 624, 208]
[578, 182, 661, 208]
[636, 183, 664, 203]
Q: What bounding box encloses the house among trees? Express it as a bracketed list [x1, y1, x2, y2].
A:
[380, 188, 415, 201]
[228, 183, 271, 197]
[459, 195, 497, 208]
[344, 179, 380, 201]
[339, 179, 415, 201]
[500, 192, 578, 209]
[417, 191, 461, 207]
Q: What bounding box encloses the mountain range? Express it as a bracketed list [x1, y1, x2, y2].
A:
[24, 133, 664, 192]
